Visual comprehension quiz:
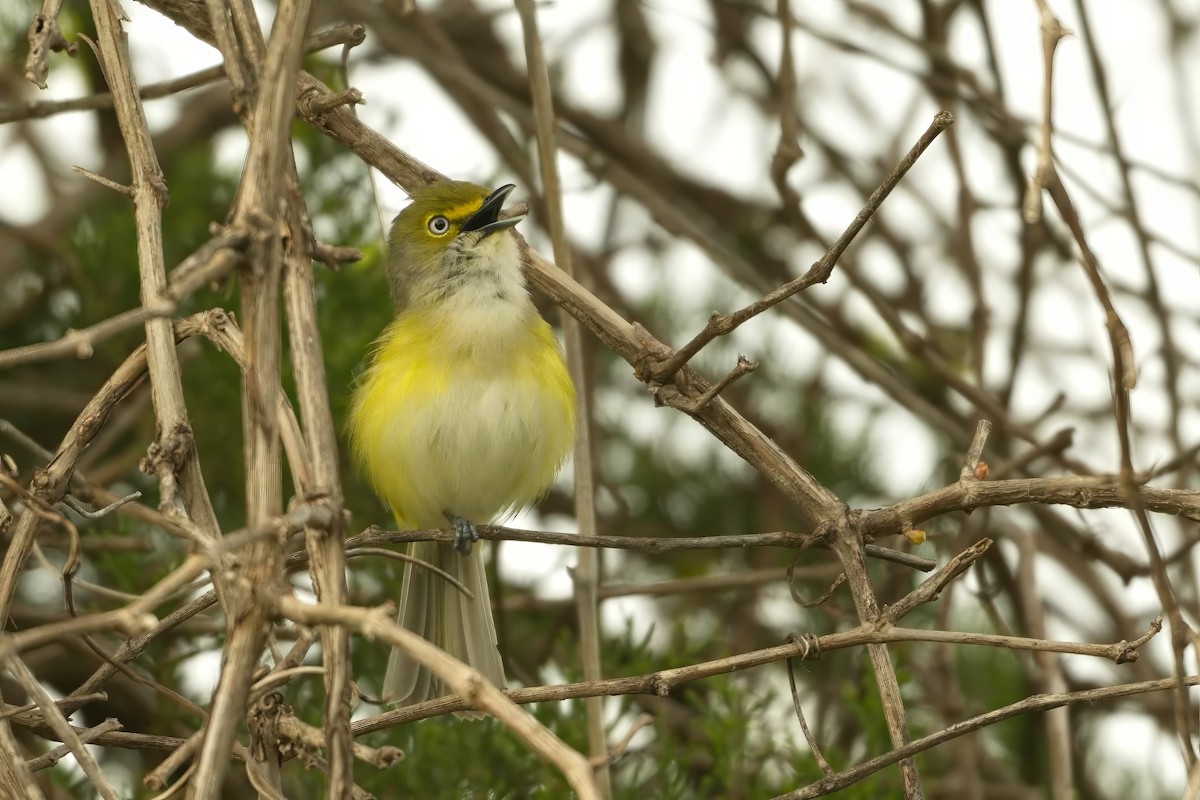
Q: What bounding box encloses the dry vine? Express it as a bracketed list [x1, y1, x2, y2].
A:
[1, 1, 1196, 798]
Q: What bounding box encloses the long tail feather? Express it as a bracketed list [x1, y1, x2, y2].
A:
[382, 541, 505, 719]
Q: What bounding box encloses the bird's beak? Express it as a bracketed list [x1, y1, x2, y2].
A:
[461, 184, 523, 236]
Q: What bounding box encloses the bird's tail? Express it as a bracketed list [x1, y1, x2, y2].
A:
[382, 540, 506, 719]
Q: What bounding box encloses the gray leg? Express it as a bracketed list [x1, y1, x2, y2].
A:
[446, 514, 478, 555]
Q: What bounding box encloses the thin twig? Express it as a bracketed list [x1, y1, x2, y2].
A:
[785, 634, 832, 776]
[62, 489, 142, 519]
[590, 713, 654, 768]
[649, 111, 954, 382]
[7, 23, 367, 124]
[960, 420, 991, 480]
[7, 657, 120, 800]
[143, 729, 202, 791]
[860, 475, 1200, 538]
[348, 613, 1161, 732]
[0, 692, 107, 723]
[342, 547, 473, 598]
[672, 355, 759, 413]
[515, 0, 610, 792]
[25, 718, 122, 772]
[1025, 1, 1198, 767]
[190, 0, 315, 790]
[775, 673, 1199, 799]
[281, 105, 355, 796]
[277, 596, 602, 800]
[343, 525, 937, 571]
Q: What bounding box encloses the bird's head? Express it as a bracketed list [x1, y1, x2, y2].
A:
[386, 181, 525, 310]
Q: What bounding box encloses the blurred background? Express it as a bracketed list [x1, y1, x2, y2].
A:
[1, 0, 1198, 797]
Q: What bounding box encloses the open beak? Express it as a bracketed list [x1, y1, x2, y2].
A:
[461, 184, 523, 236]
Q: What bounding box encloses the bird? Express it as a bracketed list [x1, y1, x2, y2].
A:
[347, 181, 575, 714]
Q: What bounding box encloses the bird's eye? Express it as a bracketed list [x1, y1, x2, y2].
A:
[428, 215, 450, 235]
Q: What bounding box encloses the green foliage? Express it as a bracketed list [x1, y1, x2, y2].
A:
[954, 613, 1043, 784]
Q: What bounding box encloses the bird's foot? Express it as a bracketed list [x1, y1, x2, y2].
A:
[447, 514, 479, 555]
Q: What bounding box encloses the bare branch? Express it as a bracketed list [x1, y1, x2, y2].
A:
[777, 673, 1197, 800]
[515, 0, 610, 791]
[277, 596, 603, 800]
[649, 111, 954, 382]
[342, 525, 937, 572]
[7, 658, 120, 800]
[25, 718, 122, 773]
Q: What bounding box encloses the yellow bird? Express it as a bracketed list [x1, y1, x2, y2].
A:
[348, 181, 575, 712]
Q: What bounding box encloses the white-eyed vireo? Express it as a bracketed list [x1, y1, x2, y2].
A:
[348, 181, 575, 714]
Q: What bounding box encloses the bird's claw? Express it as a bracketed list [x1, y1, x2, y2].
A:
[448, 515, 478, 554]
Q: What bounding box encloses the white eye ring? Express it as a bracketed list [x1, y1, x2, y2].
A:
[428, 215, 450, 235]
